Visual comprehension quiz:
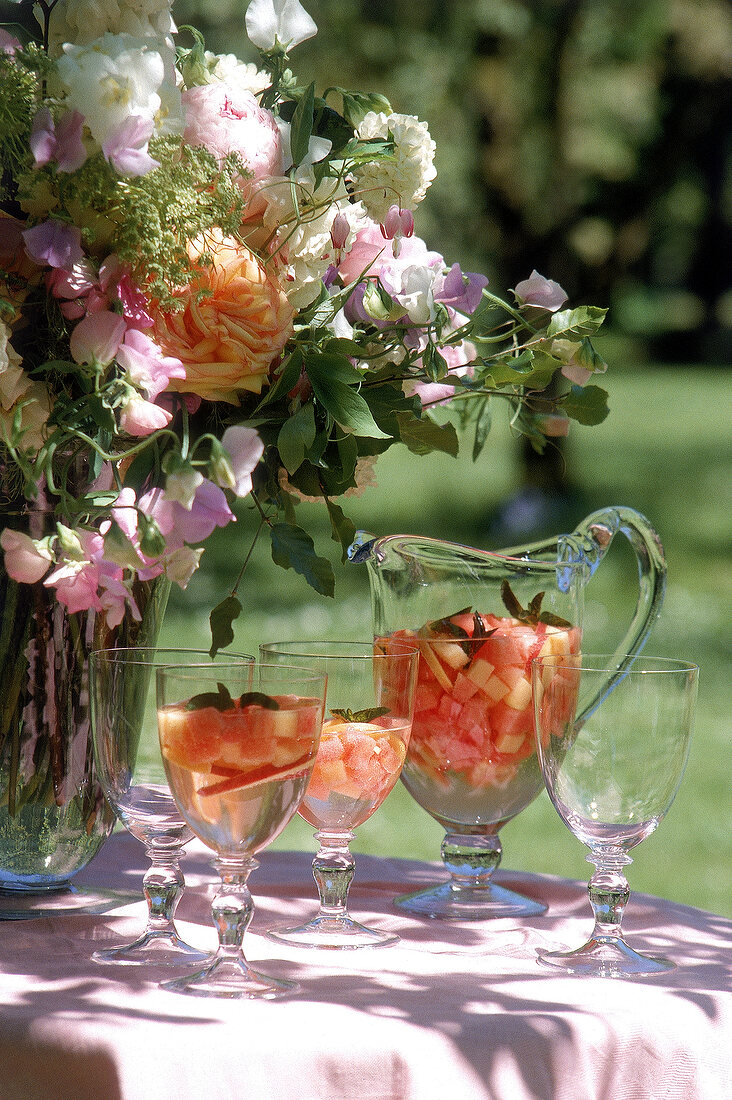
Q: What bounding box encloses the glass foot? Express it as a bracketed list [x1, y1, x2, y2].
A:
[93, 928, 210, 967]
[268, 914, 399, 950]
[394, 879, 548, 920]
[0, 884, 139, 921]
[537, 937, 675, 978]
[161, 954, 298, 999]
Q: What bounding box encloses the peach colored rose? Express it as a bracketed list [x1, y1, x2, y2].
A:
[149, 232, 294, 403]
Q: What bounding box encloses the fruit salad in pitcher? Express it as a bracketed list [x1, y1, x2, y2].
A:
[378, 582, 581, 826]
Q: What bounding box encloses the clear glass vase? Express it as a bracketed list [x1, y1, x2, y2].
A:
[0, 514, 170, 915]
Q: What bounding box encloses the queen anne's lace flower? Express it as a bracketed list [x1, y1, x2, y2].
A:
[351, 111, 437, 223]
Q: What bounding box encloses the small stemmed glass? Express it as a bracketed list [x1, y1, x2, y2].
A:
[156, 661, 327, 998]
[532, 654, 698, 977]
[260, 641, 418, 949]
[89, 648, 253, 966]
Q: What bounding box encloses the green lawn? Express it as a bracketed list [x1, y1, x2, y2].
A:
[159, 365, 732, 918]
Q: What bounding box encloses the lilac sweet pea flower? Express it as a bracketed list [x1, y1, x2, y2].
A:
[23, 220, 84, 270]
[30, 108, 87, 173]
[245, 0, 317, 52]
[513, 269, 568, 312]
[102, 115, 159, 177]
[434, 263, 489, 316]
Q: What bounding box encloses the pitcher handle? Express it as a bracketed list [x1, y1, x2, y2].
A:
[564, 506, 666, 716]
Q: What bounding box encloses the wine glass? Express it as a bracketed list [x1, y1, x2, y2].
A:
[382, 626, 581, 920]
[89, 648, 254, 966]
[156, 661, 327, 998]
[532, 654, 698, 977]
[260, 641, 418, 949]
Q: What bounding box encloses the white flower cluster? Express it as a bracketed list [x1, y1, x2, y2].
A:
[48, 0, 176, 51]
[263, 179, 348, 309]
[203, 52, 271, 97]
[352, 111, 437, 223]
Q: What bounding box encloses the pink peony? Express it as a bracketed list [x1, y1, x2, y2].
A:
[182, 84, 282, 195]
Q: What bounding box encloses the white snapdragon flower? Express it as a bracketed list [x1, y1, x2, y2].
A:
[204, 52, 271, 97]
[263, 179, 347, 309]
[56, 34, 169, 148]
[47, 0, 176, 51]
[245, 0, 317, 52]
[352, 111, 437, 223]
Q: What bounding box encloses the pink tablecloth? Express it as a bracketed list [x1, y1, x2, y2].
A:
[0, 832, 730, 1100]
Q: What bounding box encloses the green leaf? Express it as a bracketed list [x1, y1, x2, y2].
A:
[546, 306, 608, 340]
[208, 595, 242, 658]
[472, 397, 492, 461]
[289, 81, 315, 166]
[238, 692, 280, 711]
[270, 522, 335, 597]
[326, 498, 357, 562]
[186, 682, 234, 712]
[330, 706, 390, 723]
[396, 412, 459, 457]
[561, 384, 610, 426]
[277, 402, 316, 473]
[256, 348, 303, 409]
[308, 374, 390, 439]
[306, 349, 364, 386]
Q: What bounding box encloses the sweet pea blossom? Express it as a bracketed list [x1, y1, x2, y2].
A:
[30, 108, 87, 173]
[245, 0, 317, 52]
[219, 425, 265, 497]
[514, 270, 568, 312]
[69, 310, 126, 365]
[119, 392, 172, 436]
[434, 264, 489, 316]
[139, 479, 235, 547]
[116, 329, 185, 399]
[23, 221, 84, 270]
[0, 529, 53, 584]
[102, 114, 159, 176]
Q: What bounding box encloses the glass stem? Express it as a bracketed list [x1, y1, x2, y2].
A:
[442, 831, 502, 889]
[143, 845, 185, 932]
[312, 831, 355, 918]
[587, 850, 632, 945]
[212, 857, 258, 956]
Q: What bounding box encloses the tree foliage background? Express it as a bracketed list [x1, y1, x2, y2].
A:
[171, 0, 731, 364]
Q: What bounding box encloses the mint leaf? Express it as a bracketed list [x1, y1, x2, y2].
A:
[239, 692, 279, 711]
[186, 682, 234, 712]
[330, 706, 390, 723]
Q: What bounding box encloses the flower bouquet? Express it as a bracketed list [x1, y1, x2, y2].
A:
[0, 0, 611, 652]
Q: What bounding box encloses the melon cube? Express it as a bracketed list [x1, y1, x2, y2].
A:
[434, 641, 470, 671]
[465, 657, 495, 692]
[503, 674, 532, 711]
[482, 674, 511, 703]
[494, 728, 527, 755]
[451, 671, 481, 704]
[418, 643, 453, 692]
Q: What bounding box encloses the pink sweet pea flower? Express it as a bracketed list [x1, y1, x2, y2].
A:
[0, 29, 21, 55]
[98, 574, 141, 627]
[220, 425, 264, 497]
[119, 393, 173, 437]
[23, 220, 84, 270]
[69, 310, 126, 365]
[45, 559, 102, 615]
[102, 115, 159, 178]
[116, 329, 186, 400]
[30, 108, 87, 173]
[98, 257, 154, 328]
[0, 528, 52, 584]
[513, 270, 568, 312]
[539, 413, 571, 437]
[46, 259, 96, 301]
[110, 487, 140, 543]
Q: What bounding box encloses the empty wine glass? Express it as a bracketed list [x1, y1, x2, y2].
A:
[532, 654, 698, 977]
[260, 641, 418, 949]
[157, 661, 327, 998]
[89, 648, 253, 966]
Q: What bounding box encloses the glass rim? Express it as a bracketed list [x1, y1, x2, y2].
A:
[531, 654, 699, 675]
[90, 648, 255, 666]
[260, 639, 420, 659]
[156, 661, 328, 684]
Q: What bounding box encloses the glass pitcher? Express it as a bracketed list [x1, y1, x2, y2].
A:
[349, 506, 666, 920]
